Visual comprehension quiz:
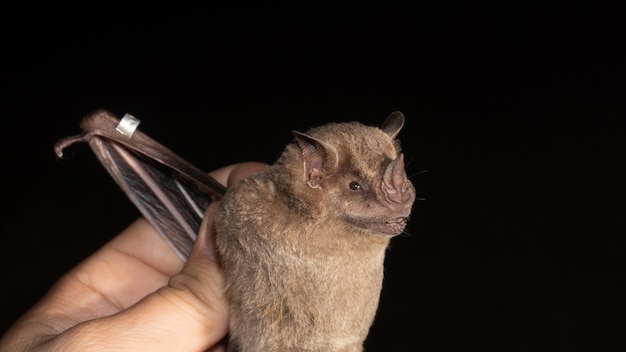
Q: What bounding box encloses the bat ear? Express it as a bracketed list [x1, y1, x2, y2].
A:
[292, 130, 339, 188]
[381, 111, 405, 139]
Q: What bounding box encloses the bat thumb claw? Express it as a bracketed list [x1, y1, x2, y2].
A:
[54, 133, 90, 159]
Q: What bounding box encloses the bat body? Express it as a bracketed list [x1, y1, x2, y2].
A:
[55, 110, 415, 351]
[215, 114, 415, 351]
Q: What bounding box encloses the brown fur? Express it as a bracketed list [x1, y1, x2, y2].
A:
[215, 112, 416, 351]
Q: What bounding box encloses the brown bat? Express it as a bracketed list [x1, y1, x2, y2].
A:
[55, 109, 416, 351]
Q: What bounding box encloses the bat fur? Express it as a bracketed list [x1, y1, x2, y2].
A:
[215, 112, 416, 351]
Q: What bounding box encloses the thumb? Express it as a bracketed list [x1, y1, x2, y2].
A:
[58, 203, 229, 352]
[161, 201, 230, 349]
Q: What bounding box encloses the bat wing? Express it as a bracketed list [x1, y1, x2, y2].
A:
[54, 109, 226, 261]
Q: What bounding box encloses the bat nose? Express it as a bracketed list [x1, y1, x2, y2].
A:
[382, 154, 415, 205]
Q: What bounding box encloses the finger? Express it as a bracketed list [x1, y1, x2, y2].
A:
[0, 162, 269, 351]
[21, 204, 228, 352]
[46, 258, 227, 351]
[24, 162, 267, 321]
[226, 161, 268, 186]
[31, 189, 241, 350]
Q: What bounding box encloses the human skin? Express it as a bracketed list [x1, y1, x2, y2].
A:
[0, 162, 268, 352]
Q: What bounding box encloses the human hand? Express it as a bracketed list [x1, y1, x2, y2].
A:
[0, 162, 268, 352]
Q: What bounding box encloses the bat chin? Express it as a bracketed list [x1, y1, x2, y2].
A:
[346, 216, 408, 237]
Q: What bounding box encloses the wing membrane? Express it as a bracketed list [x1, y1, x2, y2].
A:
[55, 109, 226, 261]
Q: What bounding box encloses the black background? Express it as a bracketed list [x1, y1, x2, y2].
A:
[1, 5, 625, 351]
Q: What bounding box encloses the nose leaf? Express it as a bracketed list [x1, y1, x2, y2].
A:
[382, 154, 412, 204]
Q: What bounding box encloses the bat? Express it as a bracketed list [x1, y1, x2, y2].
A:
[55, 109, 416, 351]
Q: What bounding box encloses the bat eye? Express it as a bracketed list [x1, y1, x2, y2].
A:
[349, 181, 362, 190]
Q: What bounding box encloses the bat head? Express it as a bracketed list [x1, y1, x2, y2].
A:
[290, 111, 416, 237]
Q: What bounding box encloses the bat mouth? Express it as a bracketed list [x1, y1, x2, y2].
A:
[346, 216, 408, 236]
